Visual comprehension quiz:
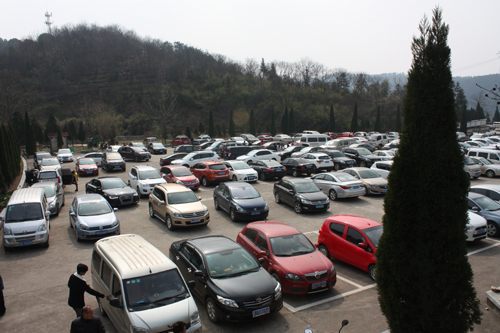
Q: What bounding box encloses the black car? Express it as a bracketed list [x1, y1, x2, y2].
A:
[249, 160, 287, 181]
[101, 152, 126, 172]
[213, 182, 269, 221]
[118, 146, 151, 162]
[159, 153, 188, 166]
[281, 158, 316, 177]
[318, 150, 356, 170]
[350, 143, 376, 152]
[341, 147, 383, 168]
[85, 177, 139, 206]
[273, 178, 330, 214]
[280, 145, 306, 160]
[174, 145, 201, 154]
[169, 236, 283, 323]
[148, 142, 167, 154]
[33, 151, 52, 170]
[226, 146, 255, 160]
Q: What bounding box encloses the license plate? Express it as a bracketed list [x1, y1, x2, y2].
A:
[87, 171, 93, 174]
[475, 229, 486, 235]
[324, 161, 330, 163]
[315, 205, 324, 208]
[114, 165, 121, 168]
[276, 169, 282, 172]
[188, 185, 194, 188]
[307, 166, 311, 168]
[312, 281, 327, 289]
[252, 307, 270, 318]
[353, 186, 359, 189]
[248, 176, 255, 180]
[218, 172, 225, 175]
[251, 211, 260, 215]
[20, 240, 33, 246]
[96, 231, 107, 235]
[191, 218, 201, 222]
[383, 190, 387, 193]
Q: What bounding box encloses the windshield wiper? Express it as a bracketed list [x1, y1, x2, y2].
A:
[291, 250, 314, 256]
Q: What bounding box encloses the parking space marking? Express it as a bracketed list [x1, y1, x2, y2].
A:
[336, 275, 365, 289]
[467, 239, 500, 256]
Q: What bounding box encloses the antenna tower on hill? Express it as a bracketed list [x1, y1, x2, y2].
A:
[45, 12, 53, 34]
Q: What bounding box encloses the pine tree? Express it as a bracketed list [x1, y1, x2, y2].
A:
[24, 111, 36, 155]
[0, 124, 13, 185]
[281, 107, 288, 134]
[375, 105, 382, 132]
[396, 104, 402, 132]
[67, 120, 77, 145]
[475, 101, 485, 119]
[228, 110, 236, 137]
[270, 108, 277, 136]
[8, 123, 21, 176]
[493, 106, 500, 122]
[288, 108, 295, 134]
[350, 103, 358, 132]
[57, 126, 64, 148]
[78, 121, 86, 143]
[32, 116, 44, 145]
[208, 111, 215, 137]
[198, 121, 205, 135]
[329, 104, 335, 132]
[185, 126, 192, 141]
[45, 114, 59, 140]
[11, 111, 25, 145]
[454, 82, 468, 116]
[377, 8, 482, 332]
[222, 123, 227, 138]
[249, 110, 256, 135]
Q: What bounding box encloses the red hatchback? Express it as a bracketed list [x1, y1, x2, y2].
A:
[190, 161, 230, 186]
[237, 221, 336, 294]
[170, 135, 190, 147]
[316, 215, 382, 280]
[76, 158, 99, 176]
[160, 165, 200, 190]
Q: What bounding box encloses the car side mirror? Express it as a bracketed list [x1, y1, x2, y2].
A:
[197, 196, 202, 201]
[194, 270, 204, 277]
[358, 242, 366, 249]
[70, 212, 76, 216]
[160, 200, 166, 206]
[132, 176, 137, 180]
[258, 257, 265, 264]
[259, 250, 268, 258]
[113, 207, 118, 211]
[471, 206, 479, 212]
[109, 298, 123, 308]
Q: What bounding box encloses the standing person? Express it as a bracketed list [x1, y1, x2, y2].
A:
[72, 169, 79, 192]
[0, 274, 5, 316]
[70, 305, 105, 333]
[172, 321, 187, 333]
[68, 264, 107, 317]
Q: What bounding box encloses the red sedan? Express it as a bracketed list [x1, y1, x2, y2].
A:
[76, 158, 99, 176]
[237, 221, 336, 294]
[258, 135, 273, 142]
[316, 215, 382, 280]
[160, 165, 200, 190]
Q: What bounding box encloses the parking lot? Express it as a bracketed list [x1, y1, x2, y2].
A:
[1, 149, 500, 333]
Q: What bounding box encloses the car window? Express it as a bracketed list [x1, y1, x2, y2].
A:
[314, 174, 325, 180]
[329, 222, 345, 238]
[101, 261, 112, 288]
[92, 251, 102, 276]
[244, 229, 259, 243]
[256, 234, 269, 253]
[490, 153, 500, 161]
[488, 190, 500, 201]
[346, 227, 366, 245]
[112, 274, 122, 297]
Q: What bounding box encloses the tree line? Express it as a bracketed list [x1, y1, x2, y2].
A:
[0, 122, 22, 193]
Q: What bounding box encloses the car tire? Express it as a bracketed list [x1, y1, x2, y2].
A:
[368, 264, 376, 281]
[487, 221, 500, 237]
[359, 161, 367, 167]
[75, 228, 81, 242]
[98, 298, 108, 317]
[55, 206, 59, 216]
[202, 177, 209, 187]
[137, 186, 141, 197]
[487, 170, 495, 178]
[294, 201, 302, 214]
[318, 244, 330, 258]
[230, 208, 237, 222]
[3, 245, 9, 254]
[122, 166, 126, 172]
[232, 176, 238, 181]
[247, 160, 252, 165]
[166, 214, 176, 231]
[260, 173, 267, 181]
[334, 163, 340, 171]
[206, 297, 219, 323]
[329, 189, 338, 201]
[292, 170, 298, 177]
[149, 204, 155, 218]
[42, 236, 49, 248]
[275, 192, 281, 204]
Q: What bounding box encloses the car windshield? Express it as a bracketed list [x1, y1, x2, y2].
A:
[230, 162, 251, 170]
[171, 168, 192, 177]
[335, 173, 358, 182]
[107, 153, 122, 161]
[474, 196, 500, 211]
[363, 225, 383, 248]
[385, 151, 395, 156]
[331, 151, 346, 158]
[206, 248, 259, 278]
[183, 153, 197, 160]
[478, 158, 492, 165]
[37, 153, 51, 160]
[124, 269, 189, 311]
[230, 186, 260, 199]
[42, 159, 59, 166]
[102, 178, 128, 189]
[6, 203, 43, 222]
[58, 149, 71, 154]
[39, 171, 57, 179]
[209, 164, 226, 170]
[78, 201, 112, 216]
[139, 170, 161, 180]
[152, 143, 164, 147]
[283, 146, 296, 153]
[358, 170, 381, 179]
[294, 182, 320, 193]
[79, 159, 95, 165]
[245, 135, 257, 140]
[132, 147, 147, 152]
[270, 233, 315, 256]
[357, 148, 372, 156]
[464, 157, 476, 166]
[167, 191, 199, 204]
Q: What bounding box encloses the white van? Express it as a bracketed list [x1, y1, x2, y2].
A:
[91, 234, 202, 333]
[299, 134, 330, 147]
[1, 187, 50, 251]
[368, 134, 389, 149]
[324, 138, 356, 150]
[467, 148, 500, 164]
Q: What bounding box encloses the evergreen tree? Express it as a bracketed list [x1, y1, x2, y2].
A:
[208, 111, 215, 137]
[493, 106, 500, 122]
[77, 121, 86, 143]
[257, 126, 261, 135]
[222, 123, 226, 138]
[350, 103, 358, 132]
[375, 105, 382, 132]
[260, 58, 268, 78]
[215, 125, 221, 138]
[24, 112, 36, 155]
[396, 104, 402, 132]
[185, 126, 192, 141]
[67, 120, 77, 144]
[228, 110, 236, 137]
[475, 101, 485, 119]
[249, 110, 256, 135]
[12, 111, 25, 145]
[8, 123, 21, 177]
[365, 118, 371, 130]
[329, 104, 335, 132]
[0, 124, 13, 185]
[454, 82, 468, 116]
[57, 126, 64, 148]
[288, 108, 295, 134]
[377, 8, 481, 333]
[32, 117, 44, 145]
[270, 108, 277, 136]
[45, 114, 59, 140]
[487, 111, 491, 123]
[281, 107, 288, 134]
[198, 121, 205, 135]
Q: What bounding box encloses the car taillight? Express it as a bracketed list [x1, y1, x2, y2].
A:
[57, 176, 61, 184]
[317, 160, 321, 163]
[266, 168, 273, 172]
[300, 165, 305, 169]
[361, 184, 365, 187]
[340, 185, 351, 189]
[228, 152, 232, 156]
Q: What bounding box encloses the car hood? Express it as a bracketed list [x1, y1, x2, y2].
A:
[297, 191, 328, 201]
[233, 169, 258, 176]
[79, 213, 117, 227]
[103, 187, 136, 196]
[361, 178, 387, 186]
[467, 212, 487, 228]
[336, 180, 363, 187]
[6, 220, 46, 233]
[139, 178, 166, 186]
[233, 197, 267, 209]
[175, 175, 198, 182]
[170, 201, 207, 214]
[274, 251, 332, 276]
[210, 268, 276, 299]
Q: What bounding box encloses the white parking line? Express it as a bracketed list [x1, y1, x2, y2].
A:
[467, 239, 500, 256]
[304, 230, 319, 235]
[336, 275, 365, 289]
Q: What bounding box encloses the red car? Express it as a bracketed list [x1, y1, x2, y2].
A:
[316, 215, 382, 280]
[170, 135, 190, 147]
[76, 158, 99, 176]
[160, 165, 200, 190]
[237, 221, 336, 294]
[190, 161, 230, 186]
[258, 135, 273, 142]
[323, 132, 338, 139]
[337, 132, 354, 138]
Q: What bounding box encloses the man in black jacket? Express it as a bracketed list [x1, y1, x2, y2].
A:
[68, 264, 108, 317]
[70, 305, 105, 333]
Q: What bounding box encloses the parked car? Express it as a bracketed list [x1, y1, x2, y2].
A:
[258, 135, 273, 142]
[159, 153, 188, 166]
[249, 160, 287, 181]
[149, 183, 210, 230]
[56, 148, 74, 163]
[470, 184, 500, 203]
[273, 178, 330, 214]
[31, 181, 64, 216]
[466, 211, 488, 242]
[341, 167, 388, 195]
[85, 177, 139, 206]
[174, 145, 202, 154]
[349, 143, 376, 153]
[290, 146, 323, 157]
[237, 221, 336, 294]
[318, 149, 356, 170]
[80, 152, 105, 166]
[469, 157, 500, 178]
[128, 142, 146, 148]
[148, 142, 167, 154]
[280, 158, 316, 177]
[190, 161, 230, 186]
[171, 135, 191, 147]
[464, 156, 481, 179]
[169, 236, 283, 323]
[370, 161, 393, 179]
[295, 153, 333, 172]
[273, 134, 293, 143]
[367, 134, 389, 149]
[193, 135, 211, 145]
[262, 142, 286, 152]
[316, 215, 382, 280]
[373, 150, 395, 159]
[382, 139, 400, 150]
[142, 136, 158, 146]
[311, 172, 365, 201]
[118, 146, 151, 162]
[69, 194, 120, 242]
[160, 165, 200, 190]
[223, 161, 258, 182]
[33, 151, 52, 170]
[37, 168, 63, 185]
[76, 158, 99, 177]
[236, 149, 281, 164]
[323, 132, 339, 139]
[280, 145, 306, 160]
[225, 146, 256, 160]
[342, 147, 385, 167]
[128, 165, 167, 197]
[200, 141, 214, 150]
[171, 151, 221, 168]
[240, 134, 260, 144]
[105, 145, 121, 153]
[214, 182, 269, 221]
[40, 157, 62, 172]
[467, 192, 500, 237]
[101, 152, 126, 172]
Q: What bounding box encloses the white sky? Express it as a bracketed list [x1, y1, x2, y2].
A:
[2, 0, 499, 77]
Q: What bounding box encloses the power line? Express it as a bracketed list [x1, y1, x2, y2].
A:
[453, 54, 500, 73]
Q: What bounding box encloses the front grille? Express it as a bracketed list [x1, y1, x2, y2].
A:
[120, 195, 133, 204]
[181, 211, 206, 218]
[15, 236, 36, 242]
[304, 271, 328, 281]
[242, 294, 272, 309]
[14, 231, 36, 236]
[88, 224, 113, 231]
[311, 200, 329, 205]
[378, 185, 387, 189]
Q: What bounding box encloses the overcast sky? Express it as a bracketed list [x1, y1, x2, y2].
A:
[3, 0, 499, 77]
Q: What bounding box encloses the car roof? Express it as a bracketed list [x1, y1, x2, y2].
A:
[187, 236, 240, 255]
[471, 184, 500, 192]
[325, 215, 381, 229]
[225, 181, 254, 188]
[284, 178, 313, 184]
[200, 161, 223, 165]
[245, 221, 301, 238]
[157, 183, 192, 193]
[468, 192, 485, 200]
[96, 176, 124, 182]
[78, 157, 95, 162]
[31, 181, 57, 188]
[165, 165, 189, 169]
[134, 165, 157, 171]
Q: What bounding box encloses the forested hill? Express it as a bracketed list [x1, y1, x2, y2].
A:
[0, 24, 495, 141]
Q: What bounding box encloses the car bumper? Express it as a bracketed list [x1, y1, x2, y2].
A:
[264, 171, 287, 179]
[3, 231, 49, 248]
[281, 274, 336, 294]
[105, 163, 126, 171]
[79, 169, 98, 176]
[105, 195, 140, 206]
[301, 202, 330, 212]
[208, 176, 230, 184]
[171, 213, 210, 227]
[77, 226, 120, 240]
[466, 226, 488, 241]
[366, 186, 387, 195]
[234, 209, 269, 221]
[152, 149, 166, 154]
[235, 174, 258, 182]
[338, 188, 366, 198]
[214, 297, 283, 322]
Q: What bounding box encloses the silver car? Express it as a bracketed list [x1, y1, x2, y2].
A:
[470, 157, 500, 178]
[31, 181, 65, 216]
[341, 167, 388, 195]
[311, 172, 365, 200]
[69, 194, 120, 242]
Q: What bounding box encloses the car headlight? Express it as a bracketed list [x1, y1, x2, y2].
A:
[330, 265, 336, 276]
[264, 203, 269, 211]
[194, 178, 200, 183]
[108, 196, 119, 200]
[172, 212, 183, 218]
[37, 222, 47, 232]
[274, 282, 282, 299]
[133, 192, 139, 197]
[79, 222, 89, 230]
[3, 226, 12, 235]
[301, 199, 313, 205]
[285, 273, 303, 282]
[176, 180, 184, 185]
[111, 219, 119, 228]
[48, 201, 56, 208]
[234, 204, 246, 213]
[217, 295, 239, 308]
[203, 208, 209, 215]
[366, 183, 374, 187]
[129, 324, 149, 333]
[190, 310, 201, 326]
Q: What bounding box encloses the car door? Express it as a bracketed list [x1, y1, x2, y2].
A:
[153, 187, 167, 218]
[326, 222, 347, 261]
[160, 167, 174, 183]
[312, 174, 327, 194]
[280, 181, 295, 205]
[56, 183, 64, 208]
[342, 227, 372, 270]
[176, 244, 205, 300]
[217, 183, 231, 213]
[129, 168, 138, 189]
[255, 233, 272, 270]
[69, 199, 78, 229]
[190, 163, 205, 181]
[86, 179, 98, 194]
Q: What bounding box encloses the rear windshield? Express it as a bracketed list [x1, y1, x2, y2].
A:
[209, 164, 226, 171]
[39, 171, 57, 179]
[42, 159, 59, 166]
[6, 203, 43, 222]
[107, 153, 123, 160]
[171, 168, 192, 177]
[37, 153, 51, 160]
[79, 159, 95, 165]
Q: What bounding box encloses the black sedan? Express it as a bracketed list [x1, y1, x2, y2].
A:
[159, 153, 188, 166]
[341, 147, 384, 168]
[169, 236, 283, 323]
[318, 149, 356, 170]
[214, 182, 269, 221]
[280, 158, 316, 177]
[85, 177, 139, 206]
[273, 178, 330, 214]
[249, 160, 286, 181]
[280, 145, 306, 160]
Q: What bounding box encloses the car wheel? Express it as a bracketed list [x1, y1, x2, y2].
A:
[292, 170, 298, 177]
[318, 244, 330, 258]
[98, 298, 108, 317]
[359, 161, 367, 167]
[202, 177, 209, 187]
[4, 245, 10, 254]
[329, 189, 338, 201]
[42, 236, 49, 248]
[75, 228, 81, 242]
[232, 175, 238, 181]
[55, 206, 59, 216]
[149, 204, 155, 218]
[206, 297, 219, 323]
[122, 166, 126, 172]
[260, 173, 267, 181]
[275, 192, 281, 204]
[166, 214, 176, 231]
[272, 158, 277, 161]
[214, 198, 220, 210]
[487, 170, 495, 178]
[487, 221, 500, 237]
[369, 264, 376, 281]
[334, 163, 340, 171]
[294, 201, 302, 214]
[247, 160, 252, 165]
[230, 208, 237, 222]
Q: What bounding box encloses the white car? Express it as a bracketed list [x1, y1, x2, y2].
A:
[128, 165, 166, 197]
[469, 157, 500, 178]
[370, 161, 393, 179]
[40, 157, 62, 172]
[106, 145, 121, 153]
[466, 211, 487, 241]
[373, 150, 395, 160]
[79, 152, 105, 166]
[299, 153, 333, 172]
[171, 151, 220, 168]
[236, 149, 281, 164]
[273, 134, 293, 143]
[57, 148, 74, 163]
[353, 137, 368, 143]
[223, 161, 258, 182]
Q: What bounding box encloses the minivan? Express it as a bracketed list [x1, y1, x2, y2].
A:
[91, 234, 202, 333]
[1, 187, 50, 251]
[324, 138, 356, 150]
[299, 134, 331, 147]
[467, 148, 500, 164]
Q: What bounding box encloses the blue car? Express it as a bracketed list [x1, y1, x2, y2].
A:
[467, 192, 500, 237]
[213, 182, 269, 221]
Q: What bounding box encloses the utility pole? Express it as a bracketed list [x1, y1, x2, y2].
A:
[45, 12, 53, 34]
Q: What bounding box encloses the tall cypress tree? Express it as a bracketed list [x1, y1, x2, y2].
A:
[8, 123, 21, 176]
[350, 103, 358, 132]
[24, 111, 36, 155]
[198, 121, 205, 135]
[329, 104, 335, 132]
[249, 110, 256, 135]
[395, 104, 402, 132]
[493, 106, 500, 122]
[270, 108, 277, 136]
[67, 120, 77, 145]
[78, 121, 86, 143]
[208, 110, 215, 137]
[57, 126, 64, 148]
[288, 108, 295, 134]
[375, 105, 382, 132]
[222, 123, 227, 138]
[377, 8, 481, 332]
[185, 126, 192, 141]
[12, 111, 25, 146]
[281, 107, 288, 134]
[475, 101, 485, 119]
[0, 124, 13, 185]
[32, 116, 44, 145]
[228, 110, 236, 137]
